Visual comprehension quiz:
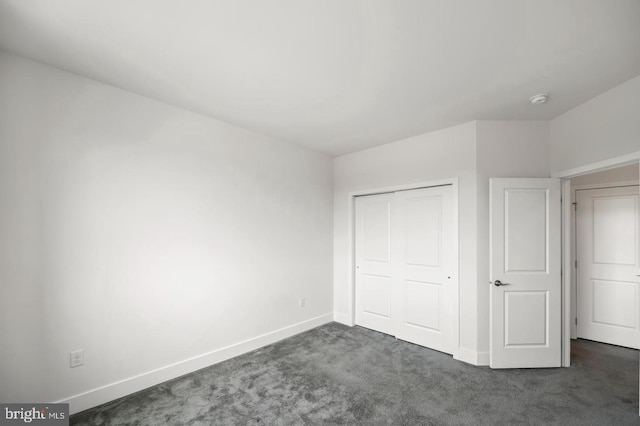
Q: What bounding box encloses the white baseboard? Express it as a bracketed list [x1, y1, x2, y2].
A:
[333, 312, 353, 326]
[58, 313, 333, 415]
[457, 347, 490, 366]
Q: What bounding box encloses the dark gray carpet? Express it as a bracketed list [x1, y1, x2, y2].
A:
[71, 322, 638, 425]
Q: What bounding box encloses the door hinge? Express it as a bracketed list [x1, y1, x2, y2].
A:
[575, 260, 578, 268]
[575, 317, 578, 325]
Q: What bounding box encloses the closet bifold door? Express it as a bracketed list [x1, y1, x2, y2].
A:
[355, 193, 395, 336]
[393, 186, 453, 354]
[355, 186, 453, 355]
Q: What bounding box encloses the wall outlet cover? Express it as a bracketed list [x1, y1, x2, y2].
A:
[70, 350, 84, 368]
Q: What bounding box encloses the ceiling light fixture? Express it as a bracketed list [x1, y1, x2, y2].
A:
[529, 93, 549, 105]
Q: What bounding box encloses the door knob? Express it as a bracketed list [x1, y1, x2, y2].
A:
[492, 280, 509, 287]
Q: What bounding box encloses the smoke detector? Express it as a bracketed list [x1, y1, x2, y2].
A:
[529, 93, 549, 105]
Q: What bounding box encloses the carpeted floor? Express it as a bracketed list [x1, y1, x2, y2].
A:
[71, 322, 639, 425]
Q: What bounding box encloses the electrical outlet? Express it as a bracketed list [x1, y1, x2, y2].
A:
[299, 297, 306, 308]
[70, 350, 84, 368]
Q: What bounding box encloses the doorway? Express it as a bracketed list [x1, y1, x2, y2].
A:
[575, 184, 640, 348]
[570, 163, 640, 349]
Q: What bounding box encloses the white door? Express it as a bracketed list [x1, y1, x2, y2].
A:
[355, 193, 395, 336]
[355, 185, 454, 354]
[394, 186, 454, 353]
[576, 185, 640, 349]
[490, 178, 562, 368]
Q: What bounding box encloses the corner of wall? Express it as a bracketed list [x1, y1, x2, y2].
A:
[457, 347, 490, 366]
[333, 312, 353, 327]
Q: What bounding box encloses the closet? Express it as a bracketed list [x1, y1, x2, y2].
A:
[355, 185, 454, 353]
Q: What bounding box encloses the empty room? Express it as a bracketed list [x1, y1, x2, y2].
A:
[1, 1, 639, 425]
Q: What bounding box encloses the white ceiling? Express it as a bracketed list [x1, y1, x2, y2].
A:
[1, 1, 639, 156]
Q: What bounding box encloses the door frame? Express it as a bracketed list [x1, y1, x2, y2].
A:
[346, 178, 460, 360]
[552, 150, 640, 367]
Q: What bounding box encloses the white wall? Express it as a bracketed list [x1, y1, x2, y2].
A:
[0, 52, 334, 413]
[570, 163, 639, 187]
[333, 122, 480, 361]
[550, 75, 640, 174]
[475, 121, 551, 356]
[0, 54, 45, 400]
